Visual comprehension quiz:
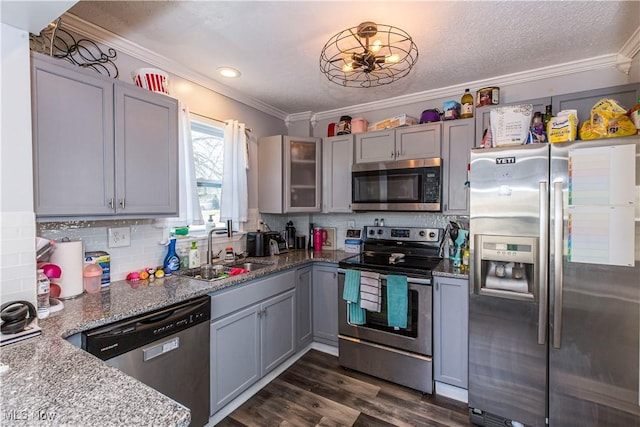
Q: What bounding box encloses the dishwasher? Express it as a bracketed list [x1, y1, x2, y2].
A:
[82, 295, 211, 427]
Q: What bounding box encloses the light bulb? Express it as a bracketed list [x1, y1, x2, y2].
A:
[385, 54, 400, 63]
[371, 40, 382, 53]
[342, 63, 354, 72]
[217, 67, 241, 78]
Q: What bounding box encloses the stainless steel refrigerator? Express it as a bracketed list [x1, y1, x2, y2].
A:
[468, 136, 640, 426]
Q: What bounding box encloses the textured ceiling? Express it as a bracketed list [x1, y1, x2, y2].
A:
[67, 1, 640, 115]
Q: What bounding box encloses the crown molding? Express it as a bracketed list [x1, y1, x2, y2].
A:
[60, 13, 637, 126]
[61, 13, 289, 121]
[313, 54, 621, 121]
[619, 25, 640, 61]
[616, 25, 640, 74]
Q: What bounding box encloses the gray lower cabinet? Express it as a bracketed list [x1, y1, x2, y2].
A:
[31, 52, 178, 218]
[210, 270, 296, 414]
[296, 266, 313, 349]
[312, 263, 338, 346]
[442, 118, 474, 215]
[433, 276, 469, 389]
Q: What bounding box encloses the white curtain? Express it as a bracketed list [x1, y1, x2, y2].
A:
[220, 119, 249, 223]
[165, 101, 204, 227]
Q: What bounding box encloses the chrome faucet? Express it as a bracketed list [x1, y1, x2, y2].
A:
[207, 228, 217, 264]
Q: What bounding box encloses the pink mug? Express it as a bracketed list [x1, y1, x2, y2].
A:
[313, 228, 328, 251]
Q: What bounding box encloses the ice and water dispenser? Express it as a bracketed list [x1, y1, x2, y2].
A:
[473, 235, 538, 301]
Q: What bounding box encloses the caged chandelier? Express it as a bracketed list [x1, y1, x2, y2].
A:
[319, 21, 418, 88]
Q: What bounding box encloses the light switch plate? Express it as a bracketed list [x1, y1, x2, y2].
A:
[108, 227, 131, 248]
[347, 220, 356, 229]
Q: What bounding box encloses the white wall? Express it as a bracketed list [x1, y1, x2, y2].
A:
[1, 23, 37, 306]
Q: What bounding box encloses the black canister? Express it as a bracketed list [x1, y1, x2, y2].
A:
[337, 115, 352, 135]
[295, 235, 306, 249]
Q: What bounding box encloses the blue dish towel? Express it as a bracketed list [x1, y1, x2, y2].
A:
[343, 270, 366, 325]
[387, 275, 408, 329]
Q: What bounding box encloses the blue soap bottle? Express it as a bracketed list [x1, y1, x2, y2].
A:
[163, 238, 180, 275]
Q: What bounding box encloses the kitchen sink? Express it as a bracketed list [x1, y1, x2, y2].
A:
[175, 261, 272, 281]
[228, 262, 271, 272]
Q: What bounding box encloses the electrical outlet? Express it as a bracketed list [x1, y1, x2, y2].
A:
[108, 227, 131, 248]
[347, 220, 356, 229]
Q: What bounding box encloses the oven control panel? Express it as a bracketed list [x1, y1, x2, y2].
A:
[364, 226, 441, 242]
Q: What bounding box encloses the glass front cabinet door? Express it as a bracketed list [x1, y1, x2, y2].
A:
[285, 136, 322, 212]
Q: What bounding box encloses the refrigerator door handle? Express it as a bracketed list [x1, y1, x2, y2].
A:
[553, 181, 564, 349]
[538, 181, 549, 345]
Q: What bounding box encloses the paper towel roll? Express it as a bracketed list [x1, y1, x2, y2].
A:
[49, 240, 84, 299]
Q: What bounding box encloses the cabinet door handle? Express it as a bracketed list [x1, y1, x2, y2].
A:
[108, 198, 114, 208]
[391, 151, 395, 158]
[435, 282, 439, 291]
[119, 199, 125, 209]
[396, 150, 400, 157]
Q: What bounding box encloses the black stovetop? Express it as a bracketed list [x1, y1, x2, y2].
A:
[338, 225, 444, 278]
[339, 251, 442, 277]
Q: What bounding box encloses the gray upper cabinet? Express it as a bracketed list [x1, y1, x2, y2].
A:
[258, 135, 322, 213]
[355, 123, 441, 163]
[354, 129, 395, 163]
[442, 118, 474, 215]
[31, 53, 178, 218]
[433, 275, 468, 389]
[474, 97, 551, 147]
[322, 134, 354, 213]
[395, 123, 441, 159]
[32, 54, 115, 216]
[114, 84, 178, 215]
[551, 83, 639, 126]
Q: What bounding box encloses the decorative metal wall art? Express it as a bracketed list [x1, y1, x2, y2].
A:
[30, 18, 119, 78]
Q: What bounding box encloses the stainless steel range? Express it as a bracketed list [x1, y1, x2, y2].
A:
[337, 225, 444, 394]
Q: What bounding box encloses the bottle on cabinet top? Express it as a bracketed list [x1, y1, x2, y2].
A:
[461, 88, 474, 119]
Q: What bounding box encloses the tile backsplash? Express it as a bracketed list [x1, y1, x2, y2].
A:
[36, 211, 466, 282]
[38, 219, 247, 282]
[1, 211, 37, 305]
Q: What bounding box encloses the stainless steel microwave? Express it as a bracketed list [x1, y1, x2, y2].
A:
[351, 158, 441, 211]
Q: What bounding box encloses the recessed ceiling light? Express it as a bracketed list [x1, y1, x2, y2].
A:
[217, 67, 241, 78]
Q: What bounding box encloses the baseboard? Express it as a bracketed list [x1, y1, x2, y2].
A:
[207, 342, 338, 426]
[434, 381, 468, 404]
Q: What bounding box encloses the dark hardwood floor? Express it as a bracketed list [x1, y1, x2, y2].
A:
[217, 349, 473, 427]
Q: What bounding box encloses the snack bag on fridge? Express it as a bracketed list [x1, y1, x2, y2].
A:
[548, 110, 579, 143]
[579, 98, 637, 140]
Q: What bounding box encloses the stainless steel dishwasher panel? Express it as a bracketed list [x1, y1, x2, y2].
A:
[82, 296, 211, 427]
[107, 322, 210, 427]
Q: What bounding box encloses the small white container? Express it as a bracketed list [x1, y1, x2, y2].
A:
[344, 239, 363, 253]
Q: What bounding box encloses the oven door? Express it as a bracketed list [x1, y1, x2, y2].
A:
[337, 269, 432, 356]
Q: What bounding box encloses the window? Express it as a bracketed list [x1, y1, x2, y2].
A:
[191, 120, 225, 228]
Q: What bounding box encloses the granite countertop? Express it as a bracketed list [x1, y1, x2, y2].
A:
[432, 259, 470, 279]
[0, 249, 351, 427]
